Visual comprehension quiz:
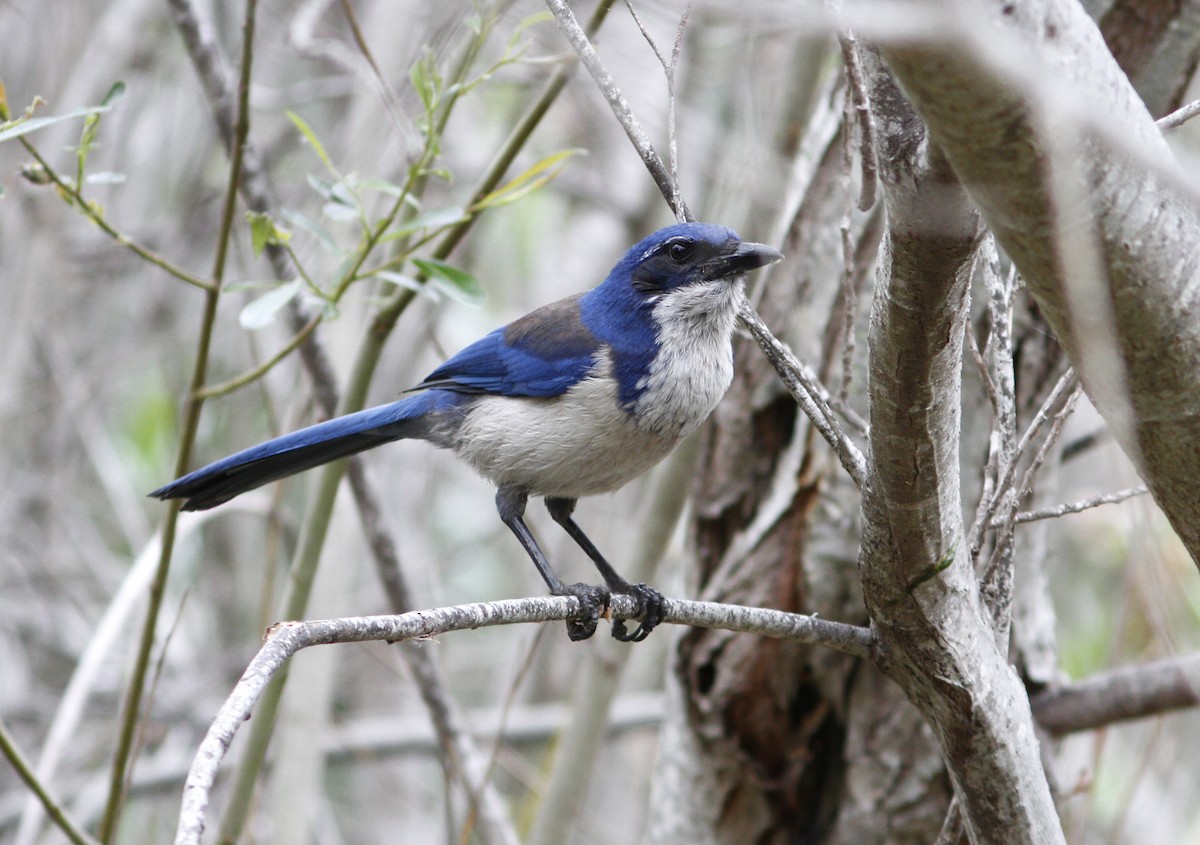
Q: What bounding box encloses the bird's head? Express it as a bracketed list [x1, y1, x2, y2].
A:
[618, 222, 783, 298]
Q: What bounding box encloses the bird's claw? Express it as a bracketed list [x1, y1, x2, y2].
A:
[559, 582, 611, 641]
[611, 582, 666, 643]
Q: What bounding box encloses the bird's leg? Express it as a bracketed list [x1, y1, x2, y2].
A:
[495, 487, 608, 641]
[544, 497, 666, 642]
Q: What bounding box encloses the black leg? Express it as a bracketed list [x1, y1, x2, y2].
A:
[495, 487, 608, 641]
[544, 497, 667, 642]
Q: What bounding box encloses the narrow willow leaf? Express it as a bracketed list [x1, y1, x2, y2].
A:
[286, 109, 337, 174]
[381, 206, 469, 241]
[0, 103, 112, 144]
[280, 208, 340, 255]
[412, 257, 485, 306]
[472, 149, 581, 210]
[239, 279, 303, 329]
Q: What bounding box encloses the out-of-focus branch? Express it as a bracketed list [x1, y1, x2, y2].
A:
[1031, 654, 1200, 736]
[0, 719, 99, 845]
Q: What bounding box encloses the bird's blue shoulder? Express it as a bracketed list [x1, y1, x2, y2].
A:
[416, 294, 601, 398]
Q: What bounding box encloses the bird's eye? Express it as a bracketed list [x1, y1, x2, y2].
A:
[667, 239, 694, 262]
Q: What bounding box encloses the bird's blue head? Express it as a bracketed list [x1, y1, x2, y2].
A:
[613, 222, 783, 297]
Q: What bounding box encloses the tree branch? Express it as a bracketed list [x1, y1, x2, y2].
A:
[876, 0, 1200, 571]
[544, 0, 691, 221]
[858, 49, 1064, 845]
[173, 595, 871, 845]
[737, 299, 867, 486]
[1031, 654, 1200, 736]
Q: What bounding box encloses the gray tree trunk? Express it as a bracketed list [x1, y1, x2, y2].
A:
[645, 0, 1200, 842]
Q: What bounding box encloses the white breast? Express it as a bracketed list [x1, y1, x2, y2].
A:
[449, 281, 743, 499]
[631, 280, 741, 437]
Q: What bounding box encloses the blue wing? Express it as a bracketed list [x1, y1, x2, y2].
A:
[416, 294, 602, 398]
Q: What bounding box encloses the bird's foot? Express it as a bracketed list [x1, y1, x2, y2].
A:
[610, 582, 667, 643]
[557, 582, 611, 641]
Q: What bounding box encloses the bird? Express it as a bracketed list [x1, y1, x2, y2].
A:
[151, 222, 782, 641]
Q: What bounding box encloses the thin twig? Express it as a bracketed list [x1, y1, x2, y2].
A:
[1014, 383, 1081, 507]
[624, 0, 691, 218]
[545, 0, 691, 221]
[0, 718, 100, 845]
[99, 4, 257, 841]
[1157, 97, 1200, 130]
[194, 312, 322, 399]
[831, 19, 877, 210]
[981, 383, 1082, 594]
[19, 140, 215, 293]
[738, 298, 868, 486]
[969, 367, 1077, 557]
[1001, 485, 1149, 526]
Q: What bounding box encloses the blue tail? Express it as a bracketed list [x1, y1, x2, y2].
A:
[151, 390, 463, 511]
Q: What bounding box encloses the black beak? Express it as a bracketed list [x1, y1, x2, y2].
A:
[720, 241, 784, 277]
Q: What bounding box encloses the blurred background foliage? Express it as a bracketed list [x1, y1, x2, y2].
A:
[1, 0, 1200, 843]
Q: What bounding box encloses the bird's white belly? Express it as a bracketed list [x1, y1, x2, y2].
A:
[450, 377, 679, 497]
[449, 286, 740, 499]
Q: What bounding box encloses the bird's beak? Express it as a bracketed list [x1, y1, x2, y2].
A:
[720, 241, 784, 277]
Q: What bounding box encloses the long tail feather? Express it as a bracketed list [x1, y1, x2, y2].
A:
[150, 391, 460, 511]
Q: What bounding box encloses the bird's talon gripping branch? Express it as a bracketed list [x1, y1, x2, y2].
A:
[560, 582, 611, 641]
[150, 224, 782, 644]
[611, 582, 666, 642]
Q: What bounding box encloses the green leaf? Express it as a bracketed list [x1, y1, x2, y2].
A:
[85, 171, 126, 185]
[381, 206, 469, 241]
[412, 257, 485, 306]
[0, 103, 113, 145]
[306, 173, 335, 199]
[286, 109, 337, 174]
[239, 279, 303, 329]
[374, 270, 433, 297]
[246, 211, 291, 256]
[472, 149, 581, 210]
[321, 179, 362, 222]
[409, 49, 441, 117]
[358, 177, 415, 200]
[75, 82, 125, 181]
[280, 208, 340, 255]
[322, 200, 360, 222]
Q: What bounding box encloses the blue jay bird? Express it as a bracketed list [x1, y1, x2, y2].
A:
[152, 223, 782, 641]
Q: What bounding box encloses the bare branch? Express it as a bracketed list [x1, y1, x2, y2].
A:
[1002, 484, 1149, 526]
[828, 4, 878, 211]
[544, 0, 691, 221]
[623, 0, 691, 218]
[173, 596, 872, 845]
[1031, 654, 1200, 735]
[969, 367, 1077, 558]
[737, 298, 868, 486]
[1157, 97, 1200, 130]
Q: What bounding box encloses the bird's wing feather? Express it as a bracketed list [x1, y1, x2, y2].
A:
[416, 294, 601, 398]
